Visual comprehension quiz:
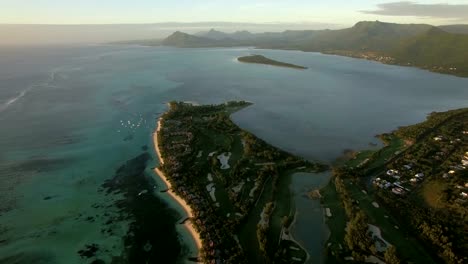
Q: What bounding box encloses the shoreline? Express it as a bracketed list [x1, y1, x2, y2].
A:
[155, 118, 164, 165]
[288, 210, 311, 263]
[152, 117, 203, 255]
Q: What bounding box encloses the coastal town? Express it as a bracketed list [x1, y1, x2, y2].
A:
[323, 50, 461, 75]
[322, 108, 468, 264]
[153, 101, 327, 263]
[323, 50, 396, 65]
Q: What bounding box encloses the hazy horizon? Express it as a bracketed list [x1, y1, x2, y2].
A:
[2, 0, 468, 45]
[1, 19, 467, 46]
[0, 21, 345, 45]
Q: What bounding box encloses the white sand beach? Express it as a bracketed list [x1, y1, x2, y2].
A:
[152, 120, 203, 252]
[154, 168, 203, 251]
[154, 118, 164, 165]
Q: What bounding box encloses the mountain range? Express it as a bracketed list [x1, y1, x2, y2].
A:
[138, 21, 468, 77]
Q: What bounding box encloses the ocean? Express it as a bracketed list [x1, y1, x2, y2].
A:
[0, 45, 467, 264]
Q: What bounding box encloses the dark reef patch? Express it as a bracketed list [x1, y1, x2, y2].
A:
[3, 156, 73, 173]
[43, 195, 59, 201]
[78, 243, 100, 259]
[0, 251, 57, 264]
[100, 152, 182, 264]
[123, 135, 134, 141]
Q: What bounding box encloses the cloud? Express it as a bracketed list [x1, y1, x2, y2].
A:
[361, 1, 468, 20]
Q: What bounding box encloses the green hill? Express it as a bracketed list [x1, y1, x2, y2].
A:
[161, 21, 434, 52]
[392, 28, 468, 75]
[156, 21, 468, 76]
[439, 24, 468, 35]
[256, 21, 432, 52]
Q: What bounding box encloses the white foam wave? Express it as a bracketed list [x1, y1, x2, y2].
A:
[0, 65, 83, 113]
[0, 88, 30, 112]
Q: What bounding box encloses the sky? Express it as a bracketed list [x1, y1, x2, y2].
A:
[1, 0, 468, 25]
[1, 0, 468, 45]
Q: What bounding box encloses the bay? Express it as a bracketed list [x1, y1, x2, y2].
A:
[0, 45, 467, 263]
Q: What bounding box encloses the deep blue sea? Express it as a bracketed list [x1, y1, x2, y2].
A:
[0, 45, 467, 264]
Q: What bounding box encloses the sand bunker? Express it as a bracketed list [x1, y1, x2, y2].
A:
[368, 224, 391, 252]
[217, 152, 231, 169]
[232, 181, 245, 194]
[206, 183, 217, 202]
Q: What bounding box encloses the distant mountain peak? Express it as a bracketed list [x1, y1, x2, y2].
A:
[233, 30, 251, 34]
[162, 31, 212, 47]
[170, 31, 189, 37]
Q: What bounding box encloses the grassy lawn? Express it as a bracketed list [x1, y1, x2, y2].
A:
[194, 132, 219, 159]
[320, 180, 347, 256]
[205, 130, 232, 150]
[344, 180, 437, 264]
[419, 179, 449, 209]
[365, 137, 405, 174]
[238, 174, 255, 204]
[268, 172, 293, 251]
[320, 143, 394, 261]
[320, 109, 468, 264]
[229, 135, 244, 165]
[161, 102, 329, 263]
[345, 150, 375, 168]
[237, 176, 274, 264]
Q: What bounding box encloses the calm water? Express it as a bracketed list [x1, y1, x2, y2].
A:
[290, 172, 331, 264]
[0, 45, 467, 263]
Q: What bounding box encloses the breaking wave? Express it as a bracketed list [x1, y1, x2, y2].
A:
[0, 66, 81, 113]
[0, 87, 31, 112]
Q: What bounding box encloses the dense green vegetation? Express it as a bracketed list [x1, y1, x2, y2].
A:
[286, 21, 432, 52]
[392, 28, 468, 76]
[394, 108, 468, 142]
[322, 108, 468, 264]
[157, 101, 327, 263]
[375, 108, 468, 263]
[154, 21, 468, 76]
[237, 55, 307, 69]
[335, 176, 374, 261]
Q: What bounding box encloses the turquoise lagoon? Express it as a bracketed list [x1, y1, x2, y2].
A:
[0, 45, 467, 263]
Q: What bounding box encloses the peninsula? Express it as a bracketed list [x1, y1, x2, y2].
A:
[237, 55, 307, 70]
[154, 101, 327, 263]
[322, 108, 468, 264]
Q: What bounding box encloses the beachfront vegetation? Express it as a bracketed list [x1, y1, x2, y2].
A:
[384, 246, 400, 264]
[322, 107, 468, 264]
[157, 101, 327, 264]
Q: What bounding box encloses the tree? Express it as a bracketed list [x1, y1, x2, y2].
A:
[384, 246, 400, 264]
[344, 210, 372, 252]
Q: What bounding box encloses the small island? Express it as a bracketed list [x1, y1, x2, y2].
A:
[237, 55, 308, 70]
[154, 101, 327, 263]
